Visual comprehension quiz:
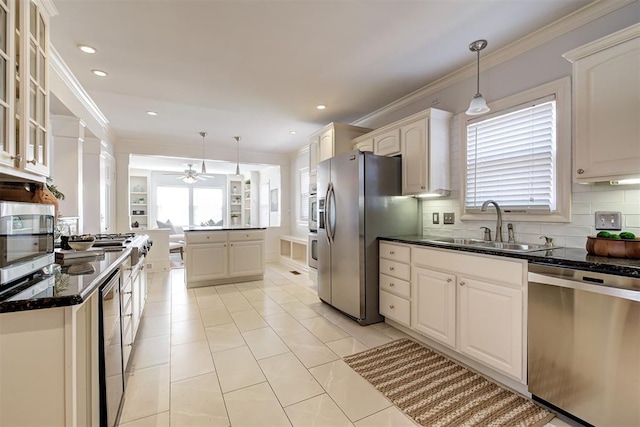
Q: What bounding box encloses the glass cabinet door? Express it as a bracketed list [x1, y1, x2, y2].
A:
[0, 0, 14, 166]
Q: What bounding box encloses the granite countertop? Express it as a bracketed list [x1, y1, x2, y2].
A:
[381, 235, 640, 278]
[183, 226, 267, 232]
[0, 248, 131, 313]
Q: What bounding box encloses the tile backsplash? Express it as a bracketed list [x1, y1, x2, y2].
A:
[421, 183, 640, 249]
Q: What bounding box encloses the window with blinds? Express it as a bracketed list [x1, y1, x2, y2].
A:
[465, 97, 556, 213]
[300, 167, 309, 221]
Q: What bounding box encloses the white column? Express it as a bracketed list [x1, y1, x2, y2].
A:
[83, 137, 102, 234]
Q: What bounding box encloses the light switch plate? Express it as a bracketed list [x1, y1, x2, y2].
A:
[443, 212, 455, 225]
[594, 211, 622, 230]
[432, 212, 439, 224]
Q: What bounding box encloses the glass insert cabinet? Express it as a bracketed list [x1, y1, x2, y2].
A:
[0, 0, 51, 178]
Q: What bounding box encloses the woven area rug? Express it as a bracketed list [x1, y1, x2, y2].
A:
[343, 338, 554, 427]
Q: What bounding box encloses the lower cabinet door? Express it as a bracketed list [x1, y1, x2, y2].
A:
[187, 243, 228, 281]
[380, 290, 410, 326]
[229, 241, 264, 277]
[457, 276, 523, 380]
[411, 266, 456, 348]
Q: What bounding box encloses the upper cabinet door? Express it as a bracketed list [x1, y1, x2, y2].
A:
[21, 0, 49, 177]
[401, 118, 427, 194]
[318, 128, 334, 162]
[566, 24, 640, 182]
[0, 0, 16, 168]
[373, 128, 400, 156]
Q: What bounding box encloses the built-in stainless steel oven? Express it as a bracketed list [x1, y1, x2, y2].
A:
[308, 232, 318, 269]
[0, 201, 55, 289]
[309, 183, 318, 232]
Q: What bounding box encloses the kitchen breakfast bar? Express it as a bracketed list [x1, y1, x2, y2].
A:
[183, 226, 266, 288]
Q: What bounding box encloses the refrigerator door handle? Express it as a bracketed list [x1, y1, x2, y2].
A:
[326, 183, 335, 245]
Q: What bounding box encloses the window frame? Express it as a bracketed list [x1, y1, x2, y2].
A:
[299, 167, 310, 223]
[460, 77, 571, 223]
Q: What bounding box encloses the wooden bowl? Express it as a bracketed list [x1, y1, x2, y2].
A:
[586, 236, 640, 259]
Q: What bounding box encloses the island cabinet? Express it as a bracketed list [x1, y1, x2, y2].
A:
[564, 23, 640, 183]
[380, 242, 527, 384]
[185, 229, 265, 287]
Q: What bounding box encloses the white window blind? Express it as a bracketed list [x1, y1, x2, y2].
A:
[466, 98, 556, 213]
[300, 168, 309, 221]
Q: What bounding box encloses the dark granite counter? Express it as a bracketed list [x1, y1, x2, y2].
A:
[380, 235, 640, 278]
[183, 226, 267, 232]
[0, 248, 131, 313]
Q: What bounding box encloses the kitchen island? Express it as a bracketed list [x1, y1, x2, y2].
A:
[184, 226, 266, 288]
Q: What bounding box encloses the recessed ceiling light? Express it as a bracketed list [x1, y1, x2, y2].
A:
[78, 44, 96, 54]
[146, 111, 158, 116]
[91, 69, 108, 77]
[316, 104, 326, 110]
[289, 131, 296, 135]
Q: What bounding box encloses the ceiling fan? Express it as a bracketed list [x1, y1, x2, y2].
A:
[163, 163, 208, 183]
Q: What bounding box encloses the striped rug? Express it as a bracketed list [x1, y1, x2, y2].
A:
[343, 338, 554, 427]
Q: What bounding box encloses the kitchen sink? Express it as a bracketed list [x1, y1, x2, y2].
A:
[422, 237, 558, 253]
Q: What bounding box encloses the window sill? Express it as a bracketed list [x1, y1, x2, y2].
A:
[461, 212, 570, 223]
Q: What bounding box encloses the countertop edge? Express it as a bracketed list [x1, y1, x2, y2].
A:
[379, 236, 640, 278]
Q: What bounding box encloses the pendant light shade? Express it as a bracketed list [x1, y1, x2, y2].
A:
[233, 136, 241, 175]
[466, 39, 490, 116]
[199, 131, 207, 174]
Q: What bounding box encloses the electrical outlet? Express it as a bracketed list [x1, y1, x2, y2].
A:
[443, 212, 455, 225]
[432, 212, 439, 224]
[594, 211, 622, 230]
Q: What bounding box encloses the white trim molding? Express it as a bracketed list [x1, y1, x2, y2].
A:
[563, 21, 640, 61]
[353, 0, 634, 126]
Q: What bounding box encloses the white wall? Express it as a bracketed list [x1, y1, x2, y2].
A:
[289, 146, 310, 239]
[349, 2, 640, 249]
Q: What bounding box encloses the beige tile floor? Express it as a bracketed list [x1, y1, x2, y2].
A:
[118, 263, 575, 427]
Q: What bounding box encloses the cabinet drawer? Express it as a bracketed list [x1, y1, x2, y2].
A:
[379, 258, 410, 281]
[186, 231, 228, 244]
[380, 273, 410, 299]
[380, 290, 410, 326]
[228, 230, 265, 242]
[380, 242, 410, 263]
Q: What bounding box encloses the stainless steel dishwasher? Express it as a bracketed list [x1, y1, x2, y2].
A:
[528, 264, 640, 427]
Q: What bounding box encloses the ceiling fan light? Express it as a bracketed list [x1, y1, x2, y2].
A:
[466, 94, 490, 116]
[182, 175, 197, 184]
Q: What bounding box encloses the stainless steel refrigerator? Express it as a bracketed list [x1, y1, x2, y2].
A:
[317, 150, 419, 325]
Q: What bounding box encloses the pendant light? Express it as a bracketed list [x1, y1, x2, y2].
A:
[233, 136, 241, 175]
[199, 131, 207, 174]
[466, 39, 490, 116]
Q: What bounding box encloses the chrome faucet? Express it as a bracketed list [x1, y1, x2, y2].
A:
[481, 200, 503, 242]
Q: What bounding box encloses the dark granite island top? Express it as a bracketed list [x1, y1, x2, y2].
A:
[380, 235, 640, 278]
[0, 248, 131, 313]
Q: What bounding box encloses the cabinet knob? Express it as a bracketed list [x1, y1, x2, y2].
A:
[447, 278, 452, 283]
[459, 281, 466, 286]
[421, 186, 426, 190]
[389, 282, 395, 287]
[10, 155, 21, 161]
[389, 267, 395, 271]
[230, 243, 233, 246]
[389, 305, 395, 309]
[26, 159, 37, 165]
[389, 251, 395, 255]
[577, 169, 584, 174]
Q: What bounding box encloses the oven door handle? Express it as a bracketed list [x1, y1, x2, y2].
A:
[528, 272, 640, 302]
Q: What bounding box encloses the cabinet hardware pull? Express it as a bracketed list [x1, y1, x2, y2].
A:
[390, 251, 395, 255]
[10, 155, 21, 161]
[459, 281, 466, 286]
[389, 305, 394, 309]
[447, 278, 452, 283]
[389, 283, 395, 287]
[123, 291, 132, 295]
[577, 169, 584, 174]
[26, 159, 37, 165]
[389, 267, 395, 271]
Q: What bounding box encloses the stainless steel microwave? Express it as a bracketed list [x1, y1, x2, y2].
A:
[309, 195, 318, 232]
[0, 201, 55, 286]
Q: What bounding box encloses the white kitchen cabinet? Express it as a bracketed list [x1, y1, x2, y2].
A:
[564, 23, 640, 182]
[313, 122, 371, 164]
[458, 275, 523, 380]
[0, 0, 53, 180]
[185, 229, 265, 287]
[353, 137, 373, 152]
[308, 136, 318, 183]
[379, 242, 411, 326]
[392, 245, 527, 383]
[373, 128, 400, 156]
[412, 266, 456, 348]
[228, 174, 245, 227]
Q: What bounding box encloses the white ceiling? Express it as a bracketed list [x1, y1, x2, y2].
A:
[50, 0, 592, 156]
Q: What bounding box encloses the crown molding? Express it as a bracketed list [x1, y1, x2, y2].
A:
[563, 21, 639, 61]
[39, 0, 59, 17]
[50, 45, 112, 133]
[353, 0, 635, 126]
